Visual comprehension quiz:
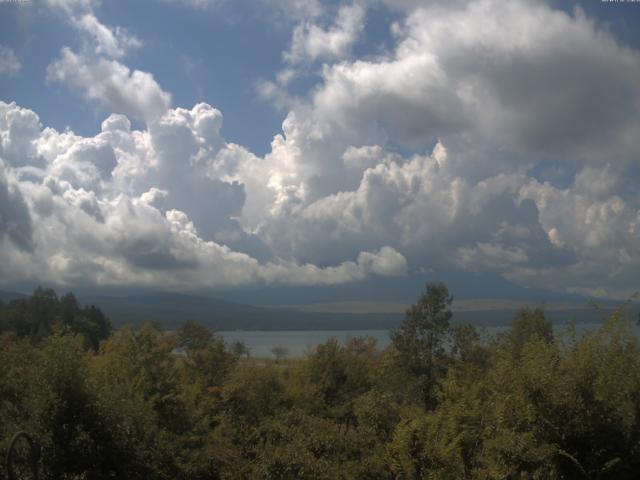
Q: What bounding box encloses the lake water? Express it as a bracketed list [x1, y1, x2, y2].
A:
[219, 329, 392, 358]
[219, 321, 639, 358]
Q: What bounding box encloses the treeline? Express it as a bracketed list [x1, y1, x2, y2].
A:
[1, 284, 640, 479]
[0, 287, 111, 350]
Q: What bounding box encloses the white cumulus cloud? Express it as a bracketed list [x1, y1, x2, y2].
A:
[0, 100, 409, 290]
[285, 3, 365, 64]
[2, 0, 640, 298]
[47, 48, 171, 123]
[72, 13, 142, 59]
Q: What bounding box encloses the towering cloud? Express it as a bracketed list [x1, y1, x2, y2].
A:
[0, 100, 407, 289]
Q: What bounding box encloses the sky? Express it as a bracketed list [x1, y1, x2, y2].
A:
[0, 0, 639, 302]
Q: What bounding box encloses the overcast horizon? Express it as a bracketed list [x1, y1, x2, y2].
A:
[1, 0, 639, 303]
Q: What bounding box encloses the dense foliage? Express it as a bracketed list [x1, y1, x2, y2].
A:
[1, 285, 639, 479]
[0, 287, 111, 349]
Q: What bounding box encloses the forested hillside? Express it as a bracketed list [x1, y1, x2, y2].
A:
[1, 284, 639, 479]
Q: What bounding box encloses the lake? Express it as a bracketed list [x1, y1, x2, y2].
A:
[219, 329, 392, 358]
[219, 321, 639, 358]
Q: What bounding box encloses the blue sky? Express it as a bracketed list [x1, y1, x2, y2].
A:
[1, 0, 289, 152]
[0, 0, 408, 155]
[0, 0, 639, 302]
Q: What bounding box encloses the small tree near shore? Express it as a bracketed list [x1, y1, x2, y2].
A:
[271, 345, 288, 363]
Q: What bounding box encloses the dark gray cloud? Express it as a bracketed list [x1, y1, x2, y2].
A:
[0, 162, 34, 252]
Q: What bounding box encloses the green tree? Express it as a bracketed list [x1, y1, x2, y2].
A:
[271, 345, 289, 363]
[230, 340, 250, 358]
[499, 306, 553, 357]
[90, 323, 187, 479]
[391, 282, 453, 407]
[11, 286, 59, 340]
[177, 320, 213, 351]
[0, 288, 111, 349]
[176, 320, 236, 389]
[300, 337, 378, 424]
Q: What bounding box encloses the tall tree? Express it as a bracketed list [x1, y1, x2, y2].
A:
[500, 306, 552, 357]
[391, 282, 453, 407]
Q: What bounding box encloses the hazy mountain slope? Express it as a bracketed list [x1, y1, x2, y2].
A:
[77, 291, 625, 331]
